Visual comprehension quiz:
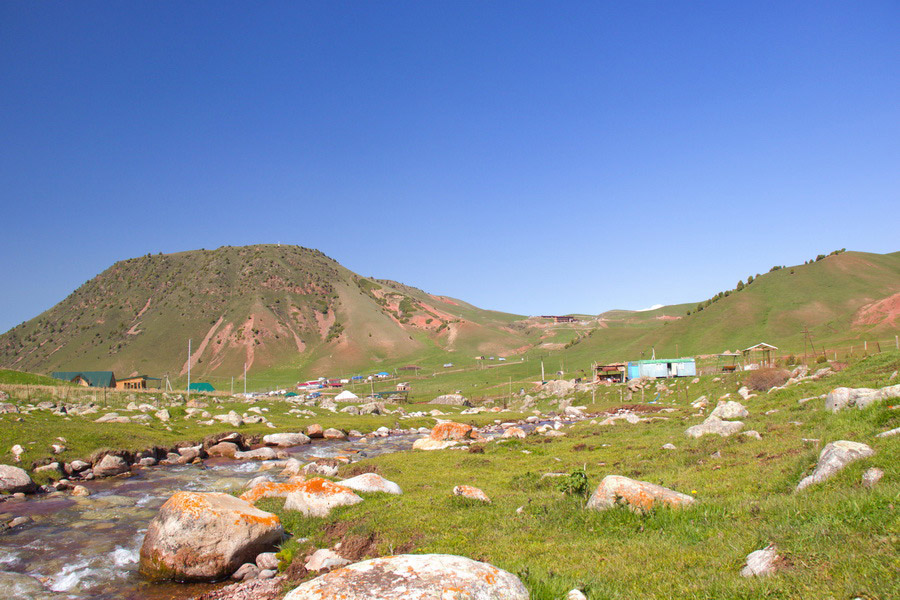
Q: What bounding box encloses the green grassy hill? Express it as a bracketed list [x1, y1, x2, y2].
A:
[0, 245, 538, 386]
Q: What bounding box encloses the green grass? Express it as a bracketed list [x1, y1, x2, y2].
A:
[254, 352, 900, 599]
[0, 369, 72, 386]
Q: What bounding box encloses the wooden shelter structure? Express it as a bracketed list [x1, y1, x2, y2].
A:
[742, 343, 778, 368]
[593, 362, 626, 383]
[116, 375, 161, 390]
[715, 352, 742, 373]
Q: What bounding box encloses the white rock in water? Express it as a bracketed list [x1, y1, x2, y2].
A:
[305, 548, 350, 572]
[284, 554, 528, 600]
[339, 473, 402, 495]
[741, 545, 779, 577]
[796, 440, 874, 491]
[234, 447, 278, 461]
[263, 432, 311, 447]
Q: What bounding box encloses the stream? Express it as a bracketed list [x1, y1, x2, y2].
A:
[0, 432, 423, 600]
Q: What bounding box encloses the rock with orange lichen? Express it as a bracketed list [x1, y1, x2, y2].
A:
[412, 438, 458, 451]
[240, 480, 308, 504]
[586, 475, 694, 514]
[430, 422, 477, 441]
[501, 427, 526, 439]
[306, 424, 324, 438]
[283, 554, 528, 600]
[139, 491, 284, 582]
[283, 477, 362, 517]
[453, 484, 491, 503]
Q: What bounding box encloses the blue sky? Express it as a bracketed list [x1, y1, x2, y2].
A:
[1, 1, 898, 334]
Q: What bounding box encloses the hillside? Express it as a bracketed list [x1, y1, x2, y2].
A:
[0, 245, 535, 385]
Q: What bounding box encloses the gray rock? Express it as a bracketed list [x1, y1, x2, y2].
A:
[685, 416, 744, 438]
[709, 400, 749, 420]
[232, 562, 260, 581]
[262, 432, 311, 447]
[432, 394, 471, 406]
[586, 475, 694, 513]
[0, 403, 18, 414]
[283, 554, 528, 600]
[740, 545, 779, 577]
[0, 465, 37, 493]
[862, 467, 884, 488]
[305, 548, 350, 572]
[234, 447, 278, 461]
[93, 454, 130, 477]
[256, 552, 280, 570]
[876, 427, 900, 438]
[339, 473, 402, 495]
[796, 440, 874, 491]
[662, 443, 677, 450]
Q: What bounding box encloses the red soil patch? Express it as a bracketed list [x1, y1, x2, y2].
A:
[654, 315, 682, 321]
[428, 293, 460, 306]
[853, 292, 900, 328]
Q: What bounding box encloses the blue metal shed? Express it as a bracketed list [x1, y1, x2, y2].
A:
[626, 358, 696, 380]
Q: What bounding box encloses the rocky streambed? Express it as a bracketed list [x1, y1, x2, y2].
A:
[0, 431, 422, 600]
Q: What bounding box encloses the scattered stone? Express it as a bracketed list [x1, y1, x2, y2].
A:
[306, 424, 324, 438]
[92, 454, 131, 477]
[283, 554, 528, 600]
[662, 443, 677, 450]
[741, 430, 762, 440]
[214, 411, 244, 428]
[232, 562, 260, 581]
[412, 438, 458, 451]
[502, 427, 526, 439]
[95, 412, 131, 424]
[709, 400, 749, 420]
[10, 445, 24, 462]
[339, 473, 402, 495]
[862, 467, 884, 488]
[305, 548, 350, 572]
[234, 447, 278, 461]
[139, 491, 284, 582]
[452, 484, 491, 503]
[737, 386, 752, 400]
[740, 545, 779, 577]
[155, 409, 171, 422]
[323, 428, 346, 440]
[258, 569, 276, 580]
[691, 395, 708, 409]
[796, 440, 875, 491]
[207, 441, 240, 458]
[431, 422, 478, 441]
[72, 485, 91, 496]
[256, 552, 279, 571]
[432, 393, 471, 406]
[876, 427, 900, 438]
[685, 416, 744, 438]
[567, 590, 587, 600]
[283, 478, 363, 517]
[586, 475, 694, 513]
[0, 403, 18, 414]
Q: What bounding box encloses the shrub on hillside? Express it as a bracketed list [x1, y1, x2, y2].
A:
[745, 368, 791, 391]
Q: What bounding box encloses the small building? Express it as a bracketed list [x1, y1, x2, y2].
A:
[594, 363, 626, 383]
[375, 371, 391, 379]
[396, 382, 410, 392]
[188, 382, 215, 392]
[335, 390, 359, 401]
[540, 315, 577, 323]
[716, 352, 742, 373]
[115, 375, 162, 390]
[742, 343, 778, 369]
[626, 358, 696, 380]
[52, 371, 116, 388]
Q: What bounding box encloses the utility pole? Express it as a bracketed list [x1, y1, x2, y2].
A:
[187, 339, 191, 399]
[231, 376, 234, 395]
[541, 360, 545, 382]
[243, 363, 247, 395]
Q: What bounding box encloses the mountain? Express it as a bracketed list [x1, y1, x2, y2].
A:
[2, 247, 898, 387]
[0, 245, 533, 383]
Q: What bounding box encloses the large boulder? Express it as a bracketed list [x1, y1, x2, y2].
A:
[139, 491, 283, 582]
[412, 438, 458, 451]
[709, 401, 749, 420]
[543, 380, 576, 397]
[306, 424, 324, 438]
[0, 464, 37, 493]
[586, 475, 695, 513]
[432, 394, 471, 407]
[263, 432, 311, 447]
[283, 554, 528, 600]
[339, 473, 402, 495]
[430, 422, 477, 441]
[233, 447, 278, 461]
[207, 441, 240, 458]
[685, 416, 744, 438]
[93, 454, 131, 477]
[796, 441, 875, 491]
[826, 385, 900, 412]
[283, 477, 363, 517]
[241, 480, 309, 504]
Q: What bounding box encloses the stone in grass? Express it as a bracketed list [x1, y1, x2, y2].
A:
[684, 416, 744, 438]
[740, 545, 779, 577]
[0, 464, 37, 494]
[862, 467, 884, 488]
[283, 478, 363, 517]
[567, 590, 588, 600]
[586, 475, 694, 514]
[796, 441, 874, 491]
[139, 491, 284, 582]
[283, 554, 528, 600]
[453, 485, 491, 503]
[305, 548, 350, 572]
[339, 473, 402, 495]
[709, 400, 749, 420]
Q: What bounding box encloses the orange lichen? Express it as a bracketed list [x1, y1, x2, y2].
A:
[240, 481, 306, 504]
[430, 422, 475, 441]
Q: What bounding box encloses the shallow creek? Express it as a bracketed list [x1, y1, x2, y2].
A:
[0, 432, 422, 600]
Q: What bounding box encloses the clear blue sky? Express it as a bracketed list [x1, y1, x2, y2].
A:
[1, 1, 898, 334]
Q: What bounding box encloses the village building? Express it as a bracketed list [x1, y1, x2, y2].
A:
[540, 315, 577, 323]
[52, 371, 117, 388]
[188, 382, 215, 392]
[594, 363, 626, 383]
[626, 358, 696, 380]
[115, 375, 162, 390]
